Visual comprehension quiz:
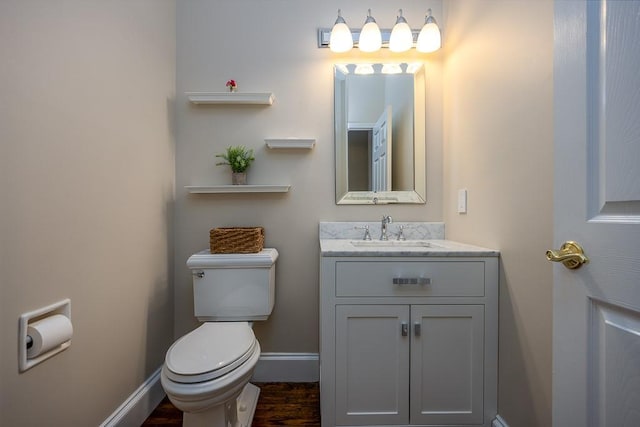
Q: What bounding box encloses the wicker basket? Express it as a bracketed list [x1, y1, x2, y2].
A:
[210, 227, 264, 254]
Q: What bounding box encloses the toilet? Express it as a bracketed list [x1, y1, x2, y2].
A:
[161, 248, 278, 427]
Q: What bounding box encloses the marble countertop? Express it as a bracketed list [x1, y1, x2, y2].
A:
[319, 221, 445, 241]
[320, 239, 499, 257]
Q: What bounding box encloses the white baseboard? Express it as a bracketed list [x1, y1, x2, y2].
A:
[99, 353, 318, 426]
[100, 366, 166, 427]
[493, 414, 510, 427]
[252, 352, 319, 382]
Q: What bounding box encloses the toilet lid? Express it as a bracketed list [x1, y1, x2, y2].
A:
[164, 322, 257, 384]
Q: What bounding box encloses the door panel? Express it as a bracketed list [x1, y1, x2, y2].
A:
[371, 106, 392, 192]
[410, 305, 484, 425]
[587, 1, 640, 217]
[335, 305, 410, 425]
[591, 302, 640, 426]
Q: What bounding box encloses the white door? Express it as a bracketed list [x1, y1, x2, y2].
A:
[371, 106, 392, 192]
[553, 1, 640, 426]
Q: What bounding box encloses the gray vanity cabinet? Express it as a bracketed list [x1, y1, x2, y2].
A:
[320, 256, 498, 427]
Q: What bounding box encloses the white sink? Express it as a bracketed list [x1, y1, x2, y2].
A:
[350, 240, 439, 248]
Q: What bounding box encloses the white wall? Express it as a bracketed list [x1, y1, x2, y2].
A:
[0, 1, 176, 425]
[175, 0, 444, 349]
[442, 1, 554, 426]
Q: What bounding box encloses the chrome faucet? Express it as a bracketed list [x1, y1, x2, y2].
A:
[354, 225, 372, 241]
[380, 215, 393, 240]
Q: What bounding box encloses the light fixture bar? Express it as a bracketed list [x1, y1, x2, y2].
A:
[317, 28, 423, 49]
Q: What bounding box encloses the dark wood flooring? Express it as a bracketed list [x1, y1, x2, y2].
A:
[142, 382, 320, 426]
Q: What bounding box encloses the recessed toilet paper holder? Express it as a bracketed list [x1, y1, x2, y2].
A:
[19, 299, 72, 372]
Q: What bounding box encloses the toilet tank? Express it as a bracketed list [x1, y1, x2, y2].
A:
[187, 248, 278, 321]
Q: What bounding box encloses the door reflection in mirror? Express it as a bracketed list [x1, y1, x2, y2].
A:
[348, 106, 392, 192]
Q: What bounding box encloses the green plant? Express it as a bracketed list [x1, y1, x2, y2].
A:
[215, 145, 255, 173]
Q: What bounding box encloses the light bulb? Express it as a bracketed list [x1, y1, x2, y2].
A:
[335, 64, 350, 75]
[417, 9, 441, 53]
[354, 64, 375, 75]
[358, 9, 382, 52]
[406, 63, 423, 74]
[381, 63, 403, 74]
[329, 9, 353, 53]
[389, 9, 413, 53]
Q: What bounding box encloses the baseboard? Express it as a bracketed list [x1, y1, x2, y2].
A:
[99, 353, 319, 426]
[493, 414, 510, 427]
[100, 366, 166, 427]
[252, 352, 319, 382]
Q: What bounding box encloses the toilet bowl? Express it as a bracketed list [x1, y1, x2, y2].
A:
[161, 322, 261, 426]
[161, 249, 278, 427]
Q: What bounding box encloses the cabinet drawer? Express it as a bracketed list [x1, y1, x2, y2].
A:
[335, 261, 485, 297]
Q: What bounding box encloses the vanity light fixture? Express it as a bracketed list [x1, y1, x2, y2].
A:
[358, 9, 382, 52]
[319, 8, 442, 53]
[405, 62, 423, 74]
[329, 9, 353, 53]
[416, 9, 442, 53]
[335, 63, 350, 75]
[381, 63, 403, 74]
[354, 64, 375, 75]
[389, 9, 413, 52]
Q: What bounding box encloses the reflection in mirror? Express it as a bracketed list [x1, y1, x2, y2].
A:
[334, 63, 426, 204]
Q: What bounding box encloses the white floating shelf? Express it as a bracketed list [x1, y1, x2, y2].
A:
[186, 92, 275, 105]
[186, 185, 290, 194]
[265, 138, 316, 149]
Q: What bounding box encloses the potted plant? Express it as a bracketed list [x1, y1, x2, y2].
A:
[216, 145, 255, 185]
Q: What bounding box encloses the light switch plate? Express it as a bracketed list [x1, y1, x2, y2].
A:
[457, 189, 468, 214]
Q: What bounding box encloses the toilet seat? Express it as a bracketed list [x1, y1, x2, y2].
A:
[164, 322, 257, 384]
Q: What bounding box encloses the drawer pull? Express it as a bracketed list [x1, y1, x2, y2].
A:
[393, 277, 431, 285]
[414, 323, 421, 337]
[401, 322, 409, 337]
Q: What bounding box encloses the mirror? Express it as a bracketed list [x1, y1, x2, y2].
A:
[334, 63, 426, 204]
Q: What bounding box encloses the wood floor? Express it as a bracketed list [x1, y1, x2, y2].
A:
[142, 382, 320, 426]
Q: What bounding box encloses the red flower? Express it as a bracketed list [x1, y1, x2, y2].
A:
[226, 79, 237, 88]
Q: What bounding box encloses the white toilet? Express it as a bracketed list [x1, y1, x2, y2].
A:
[161, 248, 278, 427]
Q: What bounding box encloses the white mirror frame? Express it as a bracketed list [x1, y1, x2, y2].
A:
[334, 63, 426, 204]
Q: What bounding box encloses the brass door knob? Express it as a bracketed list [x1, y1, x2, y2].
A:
[546, 241, 589, 270]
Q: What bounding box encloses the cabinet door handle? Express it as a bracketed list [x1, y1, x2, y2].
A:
[401, 322, 409, 336]
[414, 322, 421, 337]
[393, 277, 431, 285]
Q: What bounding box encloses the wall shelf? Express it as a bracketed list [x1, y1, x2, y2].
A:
[265, 138, 316, 150]
[186, 92, 275, 105]
[186, 185, 290, 194]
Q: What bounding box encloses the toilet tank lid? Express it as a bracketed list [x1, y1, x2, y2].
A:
[187, 248, 278, 269]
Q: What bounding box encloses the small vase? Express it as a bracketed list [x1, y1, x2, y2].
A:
[232, 172, 247, 185]
[229, 86, 237, 93]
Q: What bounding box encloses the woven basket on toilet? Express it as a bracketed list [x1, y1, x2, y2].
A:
[209, 227, 264, 254]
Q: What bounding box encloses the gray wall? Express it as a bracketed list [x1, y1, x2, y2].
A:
[0, 1, 176, 425]
[174, 0, 444, 348]
[442, 2, 554, 426]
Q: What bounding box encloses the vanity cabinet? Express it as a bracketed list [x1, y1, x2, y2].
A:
[320, 255, 498, 427]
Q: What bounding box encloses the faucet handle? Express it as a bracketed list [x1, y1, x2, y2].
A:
[396, 225, 406, 241]
[354, 225, 372, 240]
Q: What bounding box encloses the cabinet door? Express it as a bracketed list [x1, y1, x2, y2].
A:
[335, 305, 410, 426]
[410, 305, 485, 425]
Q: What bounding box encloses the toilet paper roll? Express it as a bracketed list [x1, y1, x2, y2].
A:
[27, 314, 73, 359]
